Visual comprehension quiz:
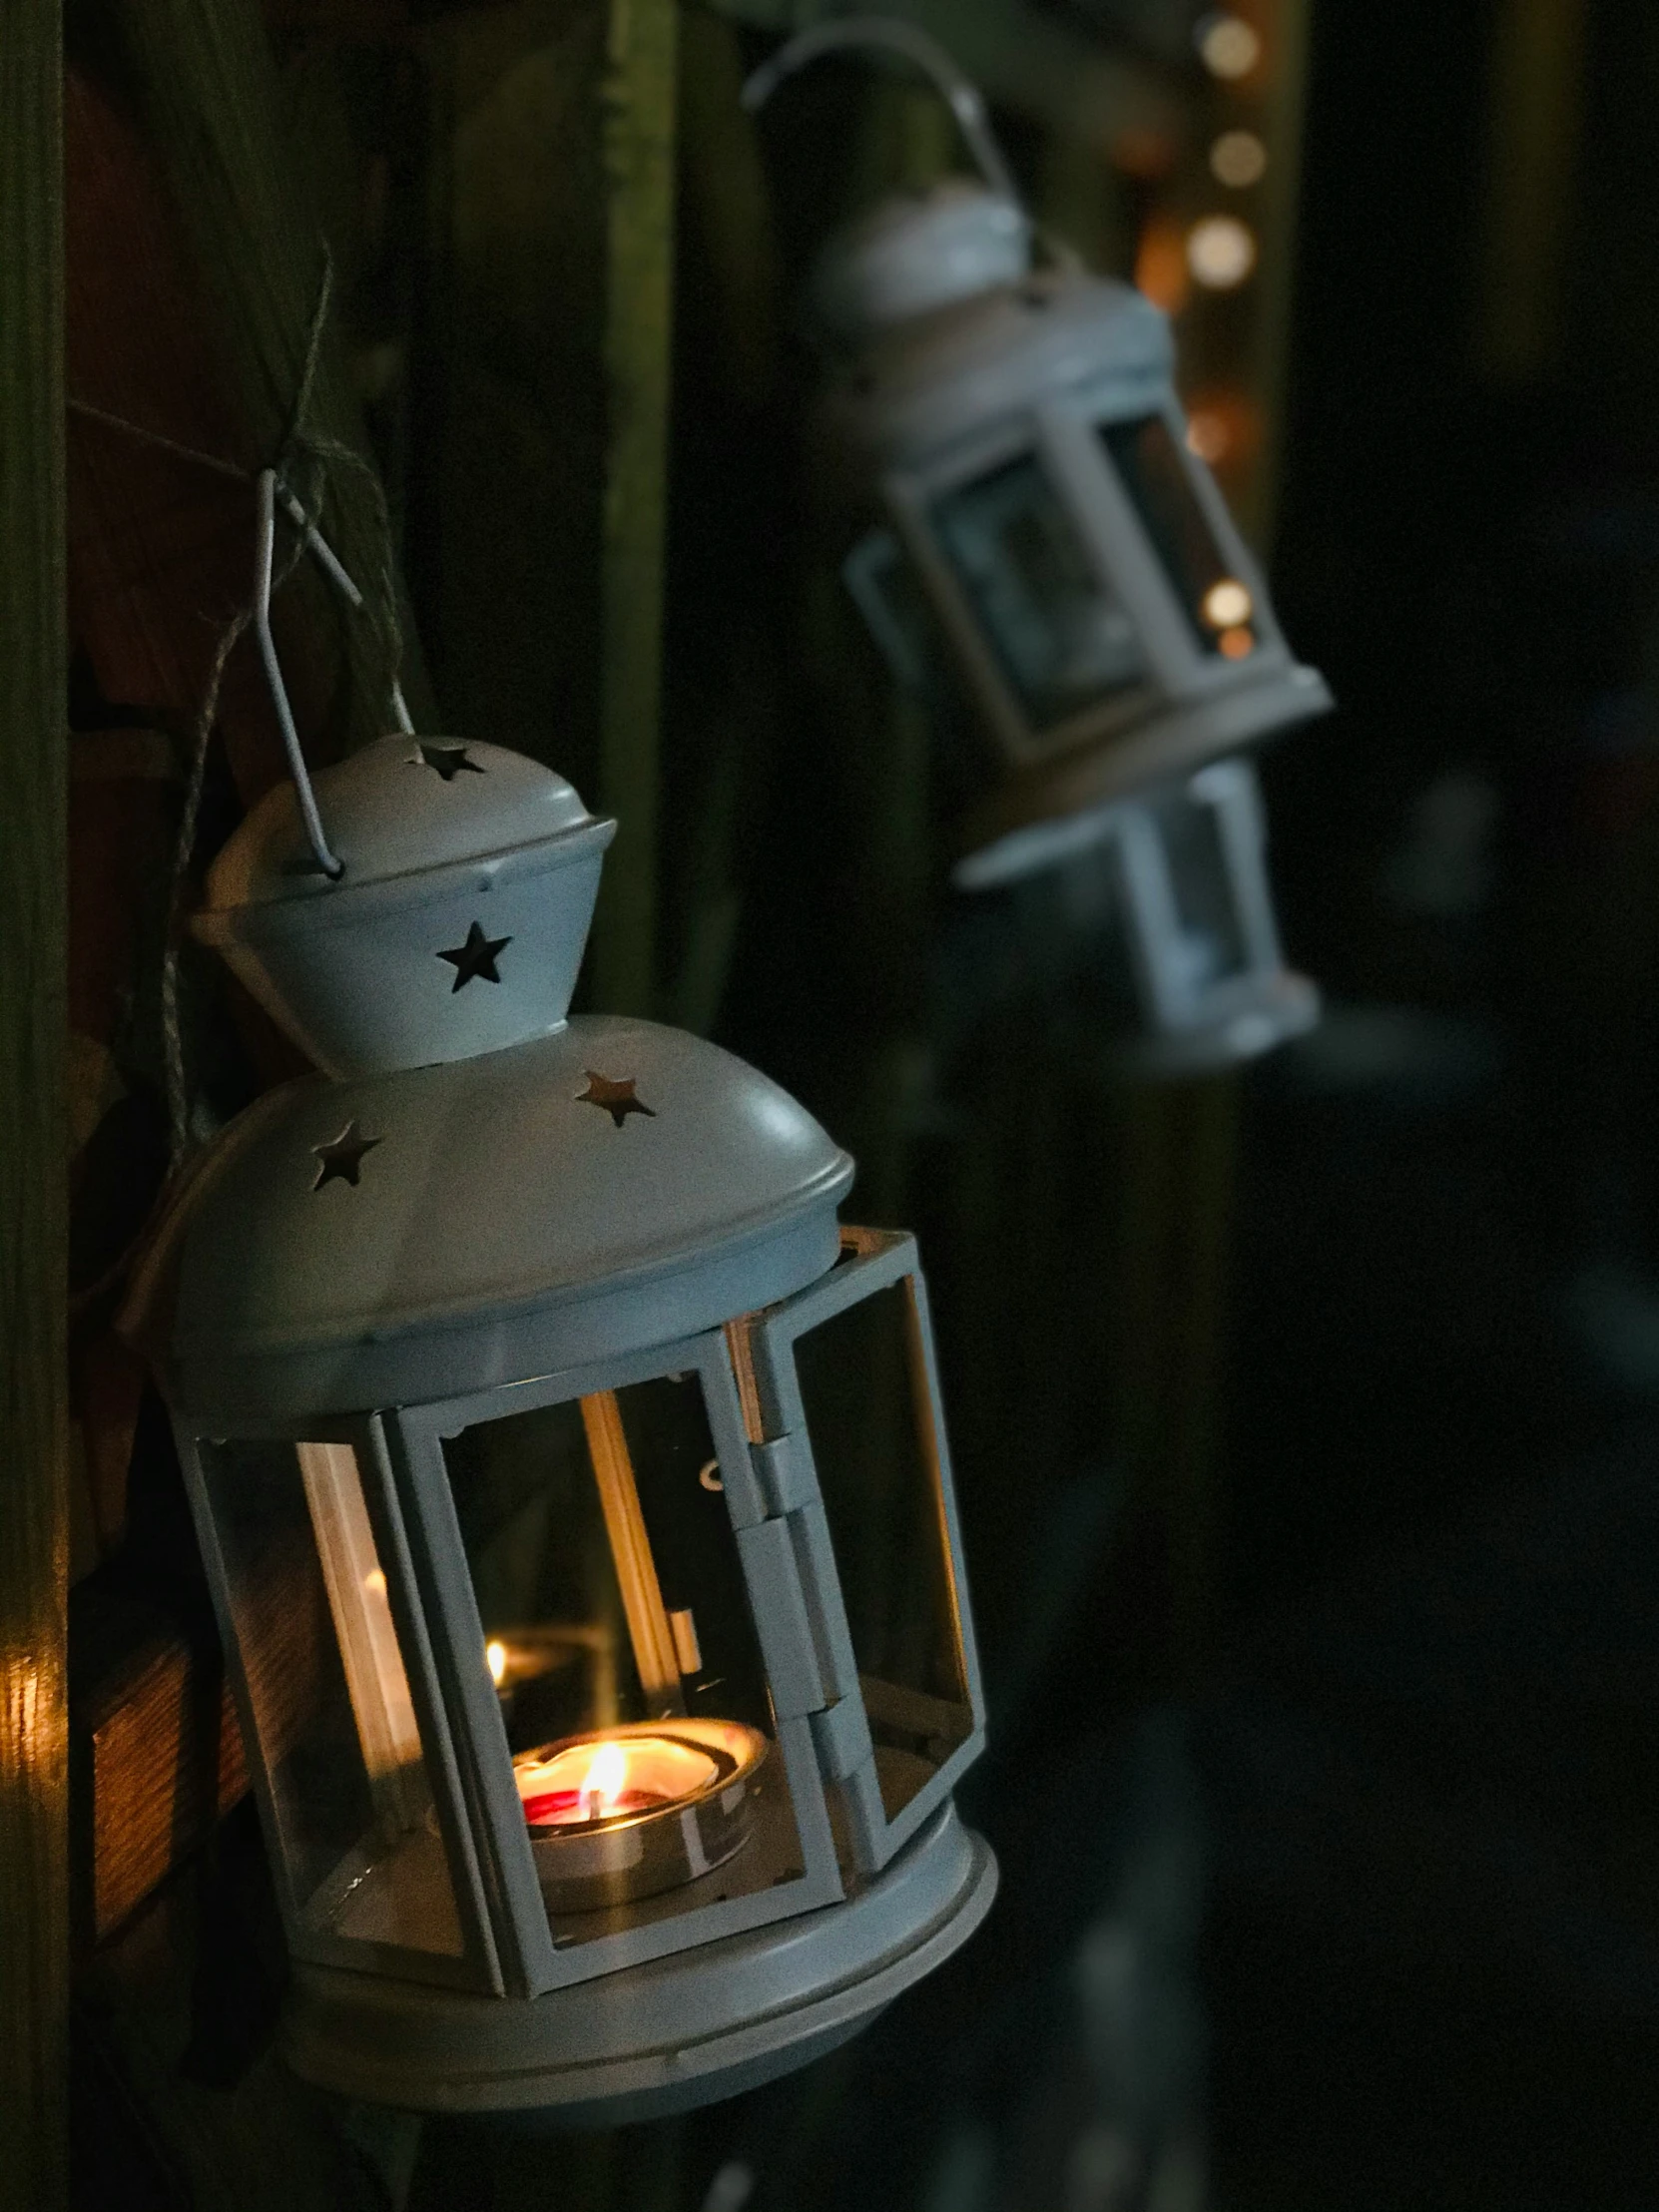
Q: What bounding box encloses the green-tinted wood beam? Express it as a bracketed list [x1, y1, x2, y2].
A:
[1108, 1072, 1238, 1689]
[593, 0, 678, 1017]
[1234, 0, 1317, 552]
[1474, 0, 1589, 383]
[0, 2, 69, 2205]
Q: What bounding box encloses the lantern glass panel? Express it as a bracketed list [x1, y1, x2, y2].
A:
[1098, 414, 1259, 659]
[844, 527, 938, 697]
[793, 1279, 973, 1819]
[1149, 781, 1253, 990]
[929, 452, 1145, 729]
[441, 1374, 812, 1942]
[197, 1437, 467, 1960]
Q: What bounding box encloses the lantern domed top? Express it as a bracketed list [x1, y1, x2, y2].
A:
[126, 1010, 854, 1423]
[134, 737, 856, 1418]
[809, 180, 1031, 347]
[203, 733, 602, 907]
[818, 256, 1172, 476]
[196, 734, 616, 1080]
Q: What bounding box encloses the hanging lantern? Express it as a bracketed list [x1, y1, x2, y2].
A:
[123, 516, 993, 2124]
[746, 20, 1331, 1073]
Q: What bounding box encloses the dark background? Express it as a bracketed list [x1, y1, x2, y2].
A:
[1211, 1, 1659, 2203]
[58, 4, 1659, 2207]
[645, 7, 1659, 2205]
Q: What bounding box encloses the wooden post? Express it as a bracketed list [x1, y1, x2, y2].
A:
[1234, 0, 1320, 552]
[592, 0, 679, 1017]
[0, 0, 69, 2204]
[1474, 0, 1589, 382]
[1109, 1073, 1239, 1687]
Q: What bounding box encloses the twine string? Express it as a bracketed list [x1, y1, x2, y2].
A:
[253, 467, 345, 878]
[66, 250, 409, 716]
[71, 245, 409, 1166]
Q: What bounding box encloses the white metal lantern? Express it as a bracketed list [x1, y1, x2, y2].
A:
[123, 708, 993, 2123]
[747, 19, 1331, 1073]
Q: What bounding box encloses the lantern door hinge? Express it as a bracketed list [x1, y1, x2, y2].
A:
[810, 1693, 874, 1782]
[782, 1495, 859, 1706]
[734, 1515, 827, 1720]
[748, 1431, 818, 1516]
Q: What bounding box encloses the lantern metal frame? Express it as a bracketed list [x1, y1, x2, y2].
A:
[871, 391, 1295, 790]
[386, 1323, 840, 1999]
[1105, 760, 1319, 1074]
[754, 19, 1330, 1072]
[134, 496, 996, 2118]
[185, 1410, 505, 1992]
[174, 1228, 985, 2008]
[730, 1226, 985, 1875]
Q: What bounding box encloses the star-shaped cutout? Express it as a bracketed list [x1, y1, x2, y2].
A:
[312, 1120, 383, 1191]
[411, 742, 485, 783]
[576, 1071, 656, 1128]
[437, 920, 511, 991]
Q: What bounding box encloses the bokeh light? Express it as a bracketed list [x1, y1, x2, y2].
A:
[1184, 389, 1261, 468]
[1204, 579, 1255, 629]
[1135, 216, 1192, 314]
[1196, 13, 1263, 80]
[1211, 130, 1268, 189]
[1186, 410, 1232, 462]
[1187, 215, 1259, 289]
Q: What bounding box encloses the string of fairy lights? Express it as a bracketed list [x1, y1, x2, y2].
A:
[1128, 9, 1278, 486]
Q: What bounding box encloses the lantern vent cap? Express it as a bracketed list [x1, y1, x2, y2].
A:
[809, 182, 1032, 347]
[192, 736, 617, 1079]
[202, 733, 607, 911]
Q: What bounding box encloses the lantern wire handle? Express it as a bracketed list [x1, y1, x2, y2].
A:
[742, 17, 1022, 212]
[254, 466, 347, 879]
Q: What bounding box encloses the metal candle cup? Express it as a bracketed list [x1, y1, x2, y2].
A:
[512, 1718, 768, 1914]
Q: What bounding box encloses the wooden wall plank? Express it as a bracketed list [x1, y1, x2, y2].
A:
[81, 1623, 247, 1945]
[592, 0, 679, 1016]
[1474, 0, 1590, 382]
[1235, 0, 1320, 549]
[110, 0, 435, 754]
[0, 0, 69, 2203]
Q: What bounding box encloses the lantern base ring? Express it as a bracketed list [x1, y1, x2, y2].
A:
[1120, 968, 1322, 1078]
[952, 660, 1334, 893]
[281, 1801, 995, 2126]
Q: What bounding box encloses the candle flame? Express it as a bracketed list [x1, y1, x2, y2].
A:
[581, 1739, 629, 1811]
[486, 1639, 508, 1687]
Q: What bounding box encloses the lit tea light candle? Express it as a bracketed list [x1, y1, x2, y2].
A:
[510, 1719, 769, 1913]
[514, 1733, 718, 1829]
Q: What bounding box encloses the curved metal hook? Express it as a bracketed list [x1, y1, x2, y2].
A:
[254, 468, 345, 879]
[742, 16, 1022, 213]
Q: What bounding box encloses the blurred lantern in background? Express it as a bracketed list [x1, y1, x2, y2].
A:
[747, 18, 1332, 1074]
[122, 530, 993, 2124]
